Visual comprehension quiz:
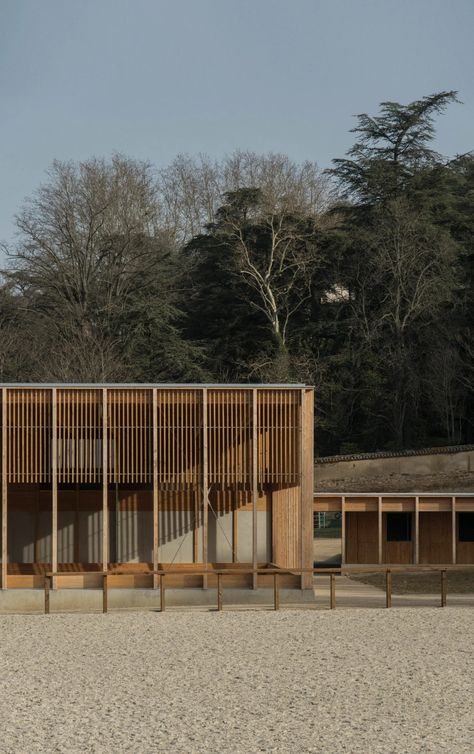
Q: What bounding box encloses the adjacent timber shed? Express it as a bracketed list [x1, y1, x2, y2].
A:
[0, 384, 314, 591]
[314, 493, 474, 565]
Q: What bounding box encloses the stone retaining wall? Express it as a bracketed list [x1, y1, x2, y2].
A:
[315, 446, 474, 492]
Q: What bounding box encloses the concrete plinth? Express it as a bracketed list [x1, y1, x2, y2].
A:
[0, 587, 315, 614]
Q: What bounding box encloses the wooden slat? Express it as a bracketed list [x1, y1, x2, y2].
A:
[52, 388, 58, 580]
[102, 389, 108, 570]
[252, 388, 257, 589]
[202, 388, 208, 588]
[378, 495, 382, 564]
[341, 495, 346, 566]
[452, 495, 456, 565]
[153, 388, 158, 587]
[414, 495, 419, 565]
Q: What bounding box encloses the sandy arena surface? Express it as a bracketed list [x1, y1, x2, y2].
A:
[0, 609, 473, 754]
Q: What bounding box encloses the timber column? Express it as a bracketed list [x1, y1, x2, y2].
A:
[414, 495, 419, 565]
[51, 388, 58, 585]
[102, 388, 109, 572]
[1, 388, 7, 589]
[202, 388, 208, 589]
[252, 388, 258, 589]
[452, 495, 456, 565]
[153, 389, 159, 587]
[301, 388, 314, 589]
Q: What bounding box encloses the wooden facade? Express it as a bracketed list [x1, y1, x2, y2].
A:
[0, 385, 314, 590]
[314, 493, 474, 565]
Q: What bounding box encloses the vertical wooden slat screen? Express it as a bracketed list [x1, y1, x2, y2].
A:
[57, 390, 102, 483]
[257, 389, 300, 486]
[208, 390, 252, 488]
[7, 389, 52, 483]
[2, 386, 303, 488]
[107, 389, 152, 484]
[156, 389, 201, 486]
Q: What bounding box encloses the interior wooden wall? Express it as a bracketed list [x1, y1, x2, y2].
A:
[345, 512, 414, 564]
[419, 512, 452, 563]
[382, 518, 414, 563]
[345, 512, 378, 563]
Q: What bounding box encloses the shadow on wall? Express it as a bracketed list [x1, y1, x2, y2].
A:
[8, 485, 273, 567]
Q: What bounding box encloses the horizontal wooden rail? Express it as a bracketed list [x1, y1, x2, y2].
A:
[39, 565, 474, 614]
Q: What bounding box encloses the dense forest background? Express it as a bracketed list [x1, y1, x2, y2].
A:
[1, 91, 473, 455]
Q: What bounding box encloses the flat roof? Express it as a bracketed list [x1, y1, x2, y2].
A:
[314, 491, 474, 497]
[0, 382, 309, 389]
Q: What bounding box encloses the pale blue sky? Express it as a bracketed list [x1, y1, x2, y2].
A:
[1, 0, 473, 248]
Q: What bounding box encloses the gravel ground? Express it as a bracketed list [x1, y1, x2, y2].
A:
[0, 609, 473, 754]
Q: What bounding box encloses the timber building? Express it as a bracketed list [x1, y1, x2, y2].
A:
[0, 384, 314, 592]
[314, 493, 474, 564]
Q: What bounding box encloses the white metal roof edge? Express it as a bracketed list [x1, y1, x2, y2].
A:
[314, 491, 474, 497]
[0, 382, 310, 389]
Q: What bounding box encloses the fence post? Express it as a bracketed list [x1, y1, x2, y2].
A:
[160, 573, 165, 612]
[103, 573, 108, 614]
[273, 573, 280, 610]
[385, 569, 392, 608]
[217, 572, 223, 611]
[44, 574, 50, 615]
[330, 573, 336, 609]
[441, 570, 447, 607]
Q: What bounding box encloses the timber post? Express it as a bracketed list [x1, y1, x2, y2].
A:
[330, 573, 336, 609]
[385, 569, 392, 608]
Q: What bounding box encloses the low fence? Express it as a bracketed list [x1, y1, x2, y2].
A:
[41, 565, 474, 614]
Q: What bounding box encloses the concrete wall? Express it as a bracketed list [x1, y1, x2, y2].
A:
[315, 447, 474, 492]
[9, 511, 52, 562]
[7, 503, 272, 565]
[0, 586, 315, 614]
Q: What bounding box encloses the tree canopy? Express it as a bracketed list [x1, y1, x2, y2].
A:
[2, 95, 473, 454]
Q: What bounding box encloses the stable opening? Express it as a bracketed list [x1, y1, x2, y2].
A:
[458, 513, 474, 542]
[386, 512, 412, 542]
[313, 511, 342, 565]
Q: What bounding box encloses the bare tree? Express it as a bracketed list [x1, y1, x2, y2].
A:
[361, 199, 457, 338]
[158, 150, 330, 245]
[222, 150, 330, 216]
[158, 153, 221, 244]
[221, 190, 320, 347]
[350, 198, 458, 446]
[186, 187, 324, 381]
[6, 155, 178, 380]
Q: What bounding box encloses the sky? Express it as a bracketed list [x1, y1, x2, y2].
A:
[1, 0, 473, 249]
